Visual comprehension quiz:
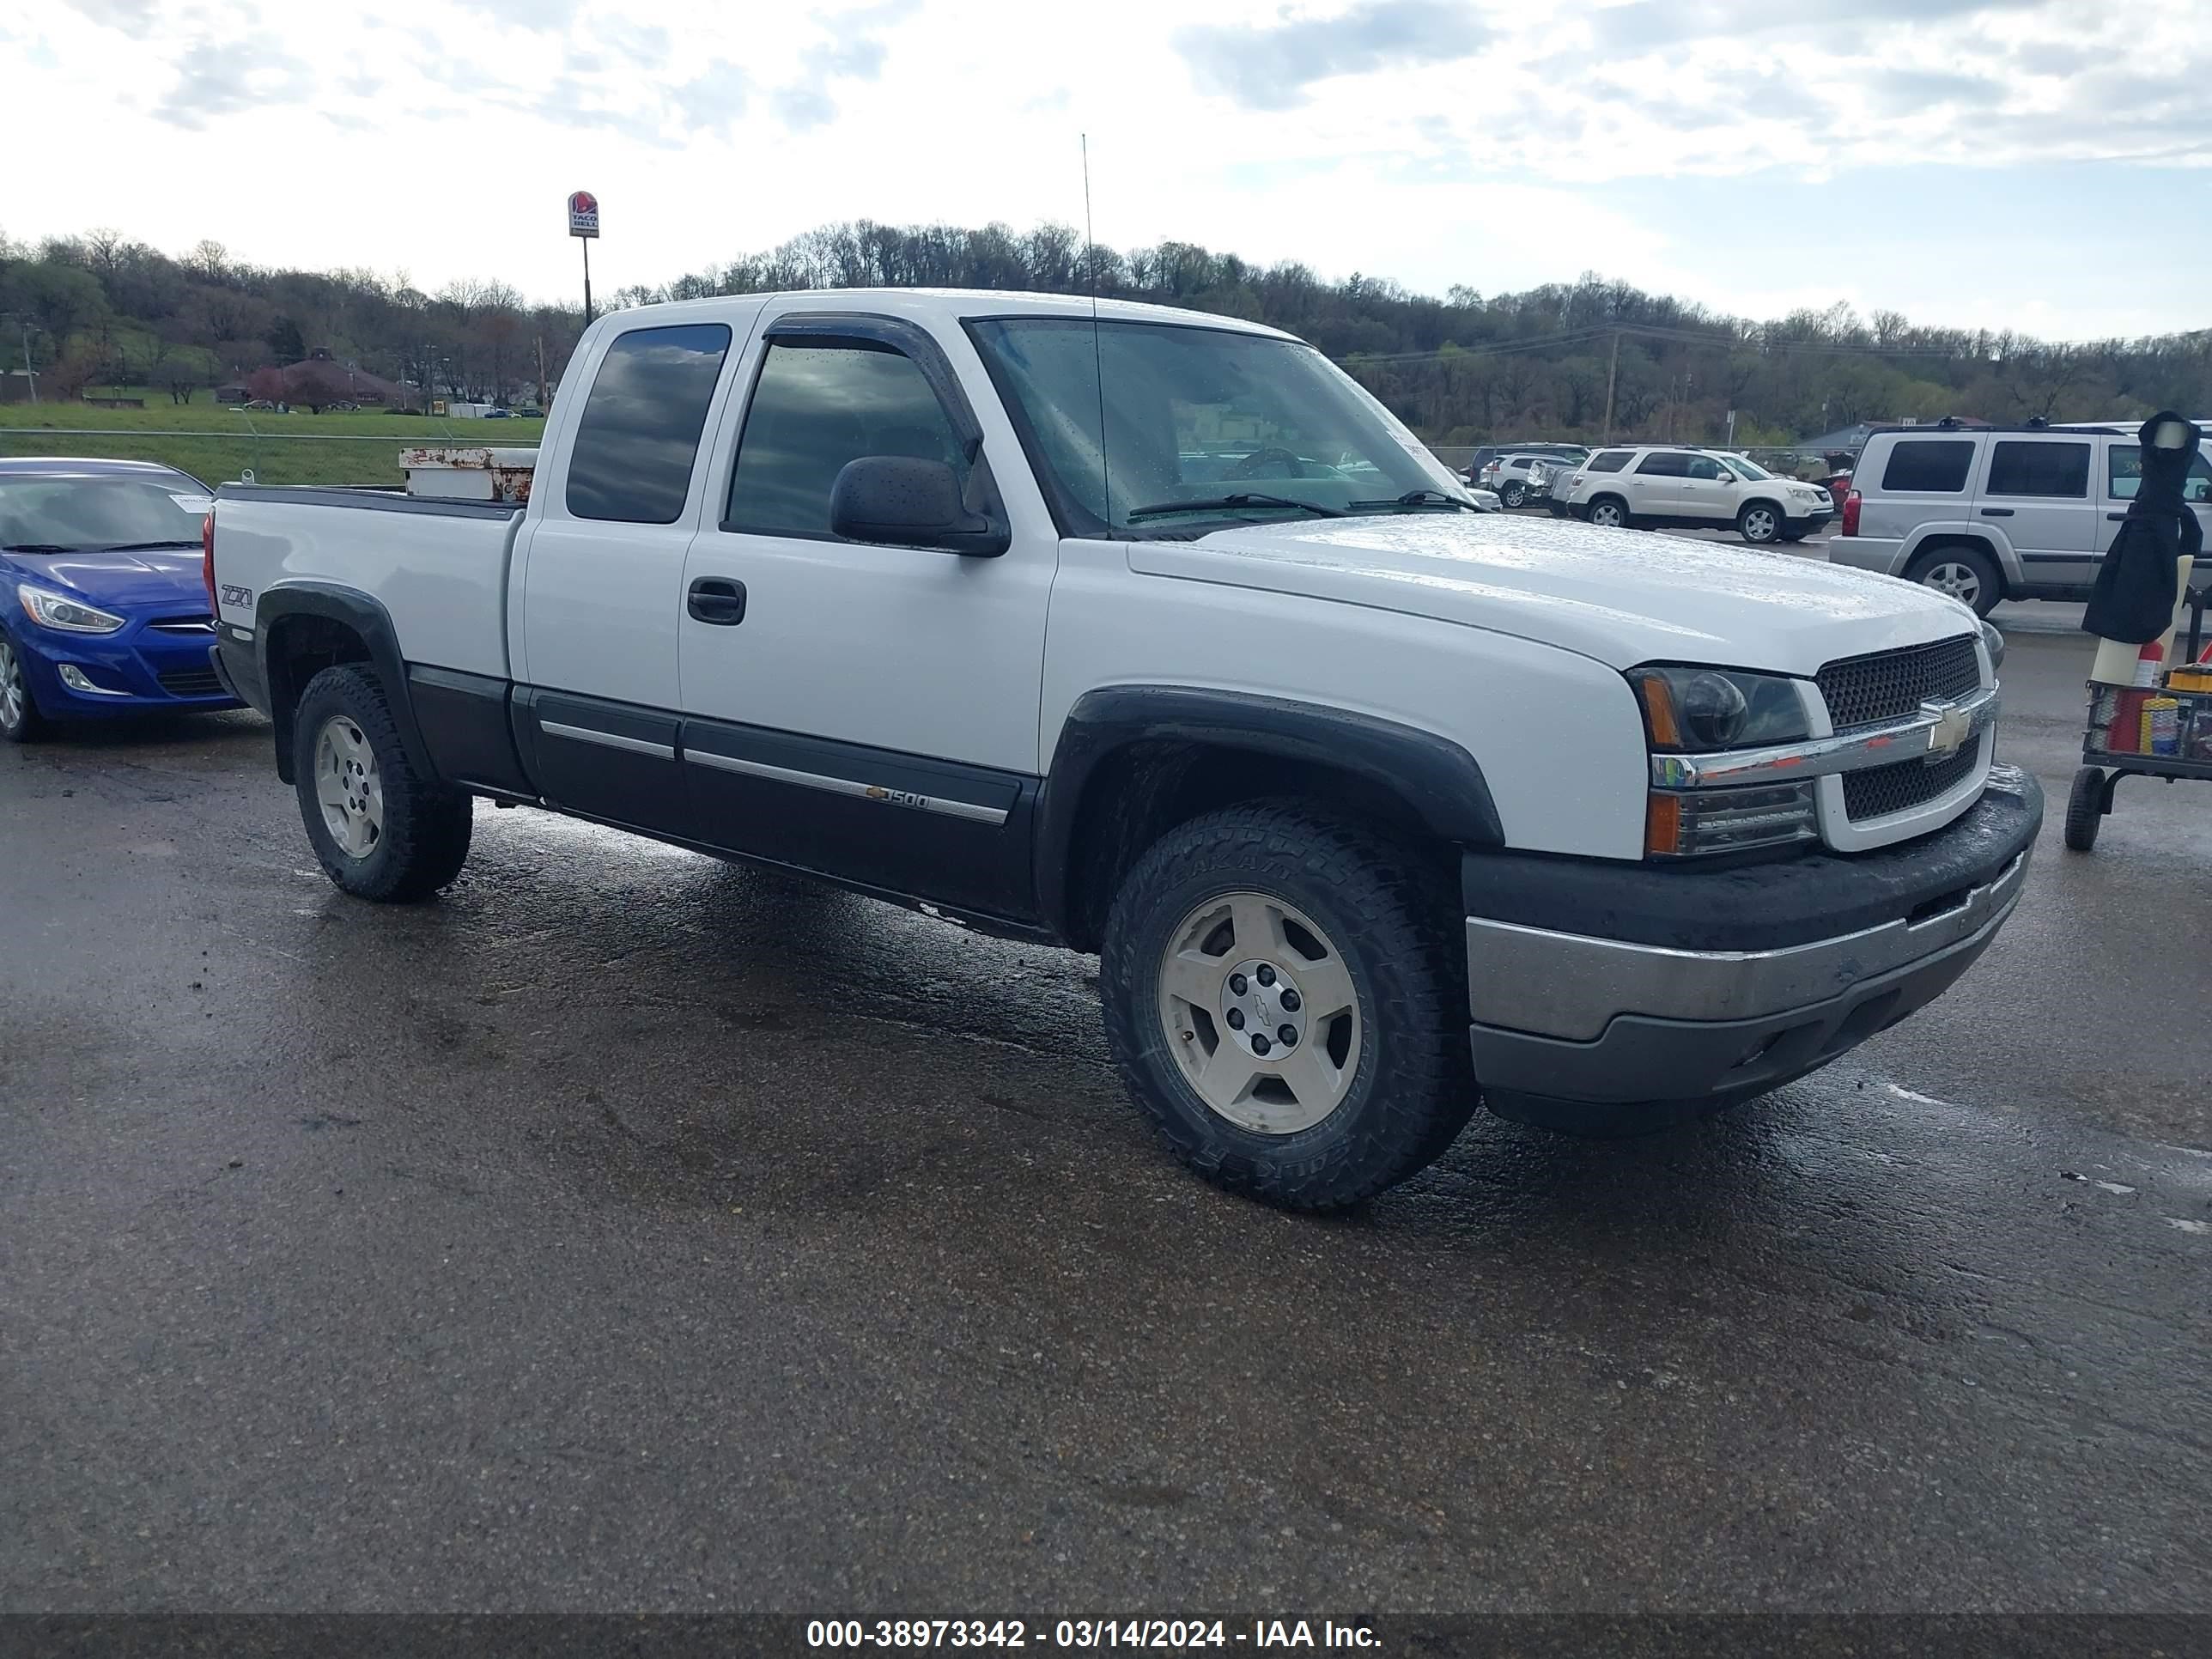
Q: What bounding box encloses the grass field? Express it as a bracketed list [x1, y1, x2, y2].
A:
[0, 396, 543, 488]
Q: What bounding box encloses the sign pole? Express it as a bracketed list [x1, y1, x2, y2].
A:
[567, 190, 600, 326]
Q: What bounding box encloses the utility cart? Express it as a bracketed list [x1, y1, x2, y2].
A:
[2067, 585, 2212, 850]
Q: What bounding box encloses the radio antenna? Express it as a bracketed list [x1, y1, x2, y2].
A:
[1083, 133, 1109, 524]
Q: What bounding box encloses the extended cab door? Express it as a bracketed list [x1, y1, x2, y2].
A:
[1972, 434, 2097, 590]
[675, 313, 1052, 920]
[511, 318, 748, 836]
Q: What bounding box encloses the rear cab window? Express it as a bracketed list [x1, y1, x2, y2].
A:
[1878, 439, 1974, 493]
[565, 324, 734, 523]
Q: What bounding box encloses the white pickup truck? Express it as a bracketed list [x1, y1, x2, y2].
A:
[204, 289, 2041, 1208]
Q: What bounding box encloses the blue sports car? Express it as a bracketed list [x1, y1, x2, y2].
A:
[0, 458, 241, 742]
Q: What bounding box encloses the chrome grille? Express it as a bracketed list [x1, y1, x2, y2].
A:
[1817, 635, 1981, 732]
[1842, 744, 1980, 821]
[148, 616, 216, 635]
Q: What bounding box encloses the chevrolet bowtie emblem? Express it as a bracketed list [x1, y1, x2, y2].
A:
[1924, 702, 1972, 756]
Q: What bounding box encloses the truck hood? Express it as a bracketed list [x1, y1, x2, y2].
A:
[15, 546, 208, 612]
[1127, 514, 1977, 675]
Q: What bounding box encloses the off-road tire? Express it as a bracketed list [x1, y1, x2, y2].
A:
[293, 664, 473, 902]
[1099, 801, 1478, 1210]
[2063, 766, 2104, 853]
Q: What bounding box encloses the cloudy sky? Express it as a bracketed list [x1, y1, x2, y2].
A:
[3, 0, 2209, 338]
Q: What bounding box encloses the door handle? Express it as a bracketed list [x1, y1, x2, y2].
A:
[1978, 507, 2014, 518]
[2107, 511, 2129, 520]
[687, 577, 747, 626]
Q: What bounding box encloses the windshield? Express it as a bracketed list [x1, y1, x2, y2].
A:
[0, 475, 210, 550]
[1719, 454, 1773, 481]
[968, 318, 1473, 534]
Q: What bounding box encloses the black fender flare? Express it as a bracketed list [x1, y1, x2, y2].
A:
[254, 583, 436, 786]
[1034, 685, 1505, 939]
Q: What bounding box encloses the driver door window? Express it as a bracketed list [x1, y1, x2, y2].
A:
[725, 343, 968, 538]
[2107, 443, 2212, 505]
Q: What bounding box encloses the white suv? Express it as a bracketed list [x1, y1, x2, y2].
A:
[1560, 447, 1833, 543]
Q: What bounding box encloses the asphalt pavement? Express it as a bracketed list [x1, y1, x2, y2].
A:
[3, 613, 2209, 1619]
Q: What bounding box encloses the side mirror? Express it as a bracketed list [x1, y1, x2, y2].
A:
[829, 456, 1008, 556]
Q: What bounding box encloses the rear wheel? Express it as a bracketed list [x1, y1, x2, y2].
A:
[293, 664, 472, 901]
[1099, 801, 1477, 1210]
[1500, 480, 1528, 508]
[1587, 495, 1630, 530]
[2063, 766, 2105, 852]
[1905, 544, 2002, 617]
[1738, 501, 1784, 544]
[0, 633, 48, 744]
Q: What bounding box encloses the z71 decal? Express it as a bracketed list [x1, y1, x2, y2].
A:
[219, 584, 253, 609]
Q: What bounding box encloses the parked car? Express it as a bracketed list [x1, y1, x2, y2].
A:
[1462, 445, 1501, 486]
[1556, 446, 1833, 543]
[1832, 422, 2212, 616]
[0, 458, 240, 741]
[205, 289, 2037, 1208]
[1479, 453, 1572, 508]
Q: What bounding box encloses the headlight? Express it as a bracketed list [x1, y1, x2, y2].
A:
[1630, 666, 1819, 857]
[1980, 619, 2005, 672]
[1629, 665, 1811, 751]
[18, 583, 126, 635]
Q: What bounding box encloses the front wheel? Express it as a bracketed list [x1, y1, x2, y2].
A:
[1738, 501, 1784, 544]
[0, 632, 49, 744]
[1099, 802, 1478, 1210]
[2063, 766, 2105, 852]
[1586, 495, 1630, 530]
[293, 664, 473, 901]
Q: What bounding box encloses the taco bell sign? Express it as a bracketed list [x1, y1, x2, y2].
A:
[568, 191, 599, 239]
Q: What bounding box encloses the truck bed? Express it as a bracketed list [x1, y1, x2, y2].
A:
[212, 484, 522, 681]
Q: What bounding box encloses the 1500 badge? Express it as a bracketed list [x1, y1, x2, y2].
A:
[865, 785, 932, 810]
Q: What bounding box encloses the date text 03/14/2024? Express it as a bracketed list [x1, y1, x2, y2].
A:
[805, 1619, 1382, 1649]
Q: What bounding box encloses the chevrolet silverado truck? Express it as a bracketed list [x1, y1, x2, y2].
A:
[205, 290, 2041, 1209]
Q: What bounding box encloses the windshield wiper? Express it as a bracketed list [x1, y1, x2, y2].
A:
[1347, 489, 1484, 512]
[94, 540, 201, 551]
[1, 544, 79, 553]
[1125, 493, 1344, 522]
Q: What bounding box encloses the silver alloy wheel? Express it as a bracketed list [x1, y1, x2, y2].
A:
[1502, 482, 1526, 507]
[313, 714, 385, 860]
[1922, 560, 1983, 607]
[0, 636, 23, 731]
[1589, 500, 1625, 528]
[1742, 506, 1779, 542]
[1156, 890, 1362, 1134]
